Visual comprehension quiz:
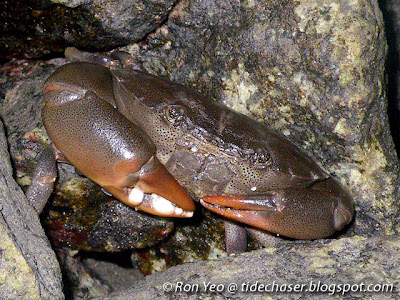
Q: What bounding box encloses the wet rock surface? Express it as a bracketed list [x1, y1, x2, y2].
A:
[0, 0, 175, 59]
[0, 121, 63, 299]
[101, 236, 400, 299]
[1, 0, 399, 299]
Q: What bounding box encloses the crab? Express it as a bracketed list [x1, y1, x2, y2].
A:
[26, 48, 354, 254]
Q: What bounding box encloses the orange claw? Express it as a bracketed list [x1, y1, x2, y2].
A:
[201, 180, 354, 240]
[200, 195, 276, 231]
[43, 66, 195, 218]
[101, 156, 195, 218]
[200, 198, 271, 231]
[133, 157, 195, 217]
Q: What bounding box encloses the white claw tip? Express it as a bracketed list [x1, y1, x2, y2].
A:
[175, 207, 184, 216]
[152, 194, 175, 215]
[150, 194, 194, 217]
[182, 211, 194, 218]
[128, 188, 144, 206]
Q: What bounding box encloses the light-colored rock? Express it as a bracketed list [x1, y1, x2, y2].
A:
[101, 236, 399, 299]
[0, 121, 63, 299]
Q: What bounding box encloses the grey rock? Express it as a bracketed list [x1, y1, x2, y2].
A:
[0, 120, 63, 299]
[83, 255, 144, 292]
[101, 236, 399, 299]
[124, 0, 395, 237]
[51, 0, 92, 8]
[62, 0, 176, 48]
[0, 0, 176, 58]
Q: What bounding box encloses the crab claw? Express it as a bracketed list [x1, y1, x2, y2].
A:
[201, 179, 354, 239]
[43, 69, 195, 218]
[200, 194, 281, 232]
[103, 158, 195, 218]
[110, 156, 195, 218]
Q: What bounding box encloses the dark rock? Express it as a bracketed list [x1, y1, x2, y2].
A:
[134, 208, 231, 275]
[83, 253, 144, 293]
[0, 0, 176, 59]
[382, 0, 400, 149]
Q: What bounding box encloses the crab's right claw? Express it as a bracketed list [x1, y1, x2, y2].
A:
[43, 70, 195, 218]
[105, 156, 195, 218]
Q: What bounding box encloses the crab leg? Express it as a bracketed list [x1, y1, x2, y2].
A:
[223, 220, 248, 254]
[26, 145, 57, 213]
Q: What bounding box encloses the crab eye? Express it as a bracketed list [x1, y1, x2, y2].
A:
[164, 104, 187, 126]
[250, 147, 271, 169]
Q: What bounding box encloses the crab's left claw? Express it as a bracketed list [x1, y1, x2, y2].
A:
[201, 178, 354, 239]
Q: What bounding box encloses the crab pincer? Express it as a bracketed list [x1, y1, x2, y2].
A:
[28, 62, 195, 217]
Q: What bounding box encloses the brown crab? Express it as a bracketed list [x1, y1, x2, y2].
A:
[27, 48, 354, 253]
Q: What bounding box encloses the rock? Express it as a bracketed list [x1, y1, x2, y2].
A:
[100, 236, 400, 299]
[123, 0, 396, 237]
[0, 0, 175, 59]
[0, 120, 63, 299]
[382, 0, 400, 148]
